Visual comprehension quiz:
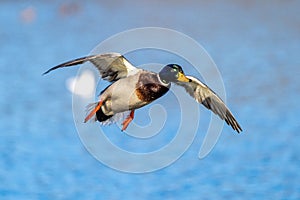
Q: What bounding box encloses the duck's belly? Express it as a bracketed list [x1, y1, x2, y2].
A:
[100, 73, 169, 115]
[100, 77, 148, 115]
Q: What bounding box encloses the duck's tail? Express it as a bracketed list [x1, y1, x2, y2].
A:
[85, 102, 130, 126]
[84, 101, 103, 123]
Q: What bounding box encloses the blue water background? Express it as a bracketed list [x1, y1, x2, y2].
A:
[0, 1, 299, 199]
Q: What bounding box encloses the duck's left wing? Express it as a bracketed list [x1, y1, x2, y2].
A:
[43, 53, 139, 82]
[175, 76, 242, 133]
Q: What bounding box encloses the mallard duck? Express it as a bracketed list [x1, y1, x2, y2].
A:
[43, 53, 242, 133]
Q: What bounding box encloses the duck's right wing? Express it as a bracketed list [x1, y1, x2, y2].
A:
[175, 76, 242, 133]
[43, 52, 139, 82]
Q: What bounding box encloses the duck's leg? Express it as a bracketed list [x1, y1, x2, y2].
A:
[84, 100, 103, 123]
[121, 110, 135, 131]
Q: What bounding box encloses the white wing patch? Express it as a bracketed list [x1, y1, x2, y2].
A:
[122, 57, 140, 76]
[186, 75, 207, 88]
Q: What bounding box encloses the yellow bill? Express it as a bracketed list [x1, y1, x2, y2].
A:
[177, 72, 191, 82]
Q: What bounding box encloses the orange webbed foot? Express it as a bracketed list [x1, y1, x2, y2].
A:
[121, 110, 135, 131]
[84, 100, 103, 123]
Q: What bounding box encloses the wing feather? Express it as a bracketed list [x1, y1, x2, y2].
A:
[43, 53, 139, 82]
[176, 76, 242, 133]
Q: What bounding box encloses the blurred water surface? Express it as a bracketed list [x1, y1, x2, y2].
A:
[0, 0, 299, 199]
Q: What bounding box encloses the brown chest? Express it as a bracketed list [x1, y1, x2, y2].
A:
[135, 73, 170, 103]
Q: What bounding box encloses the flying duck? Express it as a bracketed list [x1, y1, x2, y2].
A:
[43, 53, 242, 133]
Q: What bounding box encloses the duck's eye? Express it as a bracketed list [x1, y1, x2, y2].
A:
[171, 68, 178, 73]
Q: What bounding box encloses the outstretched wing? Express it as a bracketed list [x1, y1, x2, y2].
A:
[175, 76, 242, 133]
[43, 53, 139, 82]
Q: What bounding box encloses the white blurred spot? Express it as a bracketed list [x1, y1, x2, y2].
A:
[66, 70, 95, 98]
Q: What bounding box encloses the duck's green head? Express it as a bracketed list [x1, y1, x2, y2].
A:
[159, 64, 191, 84]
